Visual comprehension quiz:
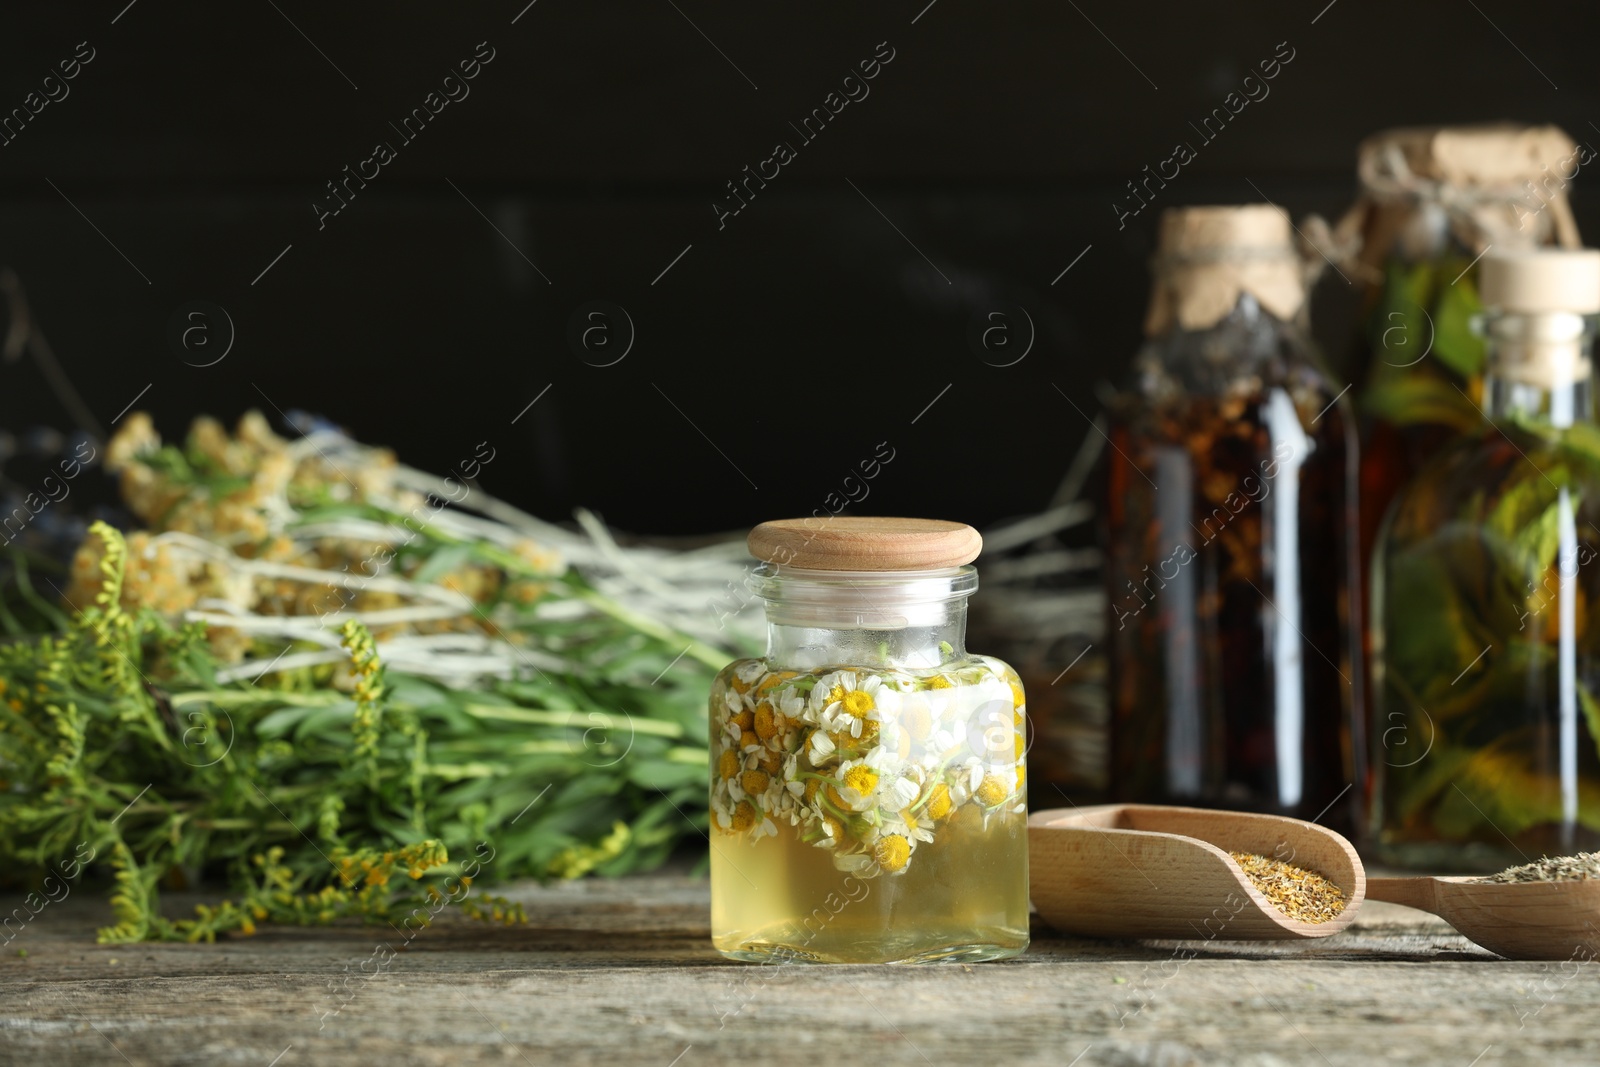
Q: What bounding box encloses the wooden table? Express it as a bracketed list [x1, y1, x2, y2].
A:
[4, 870, 1597, 1066]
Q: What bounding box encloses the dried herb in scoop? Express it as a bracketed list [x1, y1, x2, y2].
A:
[1230, 852, 1348, 924]
[1476, 853, 1600, 883]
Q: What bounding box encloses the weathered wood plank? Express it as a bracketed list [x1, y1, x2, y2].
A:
[2, 872, 1597, 1066]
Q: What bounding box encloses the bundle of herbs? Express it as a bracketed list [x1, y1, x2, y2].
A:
[0, 412, 757, 942]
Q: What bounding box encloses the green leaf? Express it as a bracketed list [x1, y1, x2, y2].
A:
[1383, 539, 1499, 702]
[1581, 685, 1600, 765]
[1423, 639, 1550, 722]
[626, 759, 703, 791]
[292, 703, 358, 741]
[1362, 373, 1481, 431]
[1430, 263, 1485, 377]
[1555, 421, 1600, 478]
[1391, 742, 1475, 823]
[1369, 261, 1434, 374]
[1507, 492, 1574, 576]
[1438, 738, 1600, 837]
[253, 703, 321, 739]
[412, 544, 476, 585]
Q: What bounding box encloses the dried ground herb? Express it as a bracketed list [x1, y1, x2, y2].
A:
[1230, 851, 1347, 924]
[1476, 852, 1600, 883]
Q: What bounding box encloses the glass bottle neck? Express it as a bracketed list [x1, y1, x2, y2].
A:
[1481, 311, 1598, 428]
[1482, 377, 1593, 426]
[755, 565, 974, 672]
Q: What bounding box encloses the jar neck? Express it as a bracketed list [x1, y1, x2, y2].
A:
[1481, 311, 1598, 428]
[755, 565, 974, 672]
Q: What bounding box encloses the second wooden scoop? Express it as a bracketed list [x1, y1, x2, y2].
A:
[1029, 804, 1366, 940]
[1368, 875, 1600, 960]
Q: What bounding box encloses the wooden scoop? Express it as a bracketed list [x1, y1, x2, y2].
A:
[1028, 804, 1365, 940]
[1367, 875, 1600, 960]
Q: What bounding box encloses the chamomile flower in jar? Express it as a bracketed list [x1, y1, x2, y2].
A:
[708, 517, 1029, 964]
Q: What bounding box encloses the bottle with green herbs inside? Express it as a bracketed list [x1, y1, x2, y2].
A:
[1102, 205, 1362, 831]
[1343, 125, 1583, 584]
[709, 517, 1029, 964]
[1372, 249, 1600, 870]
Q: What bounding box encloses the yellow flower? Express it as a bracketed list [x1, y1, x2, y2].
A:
[754, 702, 781, 741]
[740, 769, 771, 796]
[827, 761, 880, 812]
[874, 834, 911, 873]
[829, 724, 877, 752]
[976, 774, 1011, 807]
[757, 671, 795, 694]
[731, 801, 758, 832]
[718, 749, 740, 780]
[818, 674, 897, 740]
[924, 782, 953, 820]
[843, 765, 878, 795]
[840, 688, 875, 719]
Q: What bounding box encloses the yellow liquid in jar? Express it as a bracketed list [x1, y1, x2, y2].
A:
[711, 804, 1029, 963]
[709, 658, 1030, 964]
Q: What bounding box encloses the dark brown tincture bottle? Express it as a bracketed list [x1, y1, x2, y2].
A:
[1102, 205, 1363, 833]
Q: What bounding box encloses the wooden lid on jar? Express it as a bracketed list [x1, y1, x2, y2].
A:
[748, 517, 982, 571]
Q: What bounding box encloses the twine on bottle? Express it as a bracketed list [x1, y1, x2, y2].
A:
[1307, 124, 1584, 287]
[1144, 205, 1310, 336]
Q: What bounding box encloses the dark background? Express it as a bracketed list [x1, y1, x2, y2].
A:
[0, 1, 1596, 536]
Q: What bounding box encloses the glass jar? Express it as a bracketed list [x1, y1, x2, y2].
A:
[709, 517, 1029, 964]
[1102, 205, 1363, 832]
[1371, 249, 1600, 870]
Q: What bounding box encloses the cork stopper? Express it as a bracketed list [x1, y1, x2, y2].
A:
[1479, 249, 1600, 388]
[1156, 203, 1295, 259]
[1359, 124, 1579, 194]
[1481, 249, 1600, 314]
[1144, 204, 1307, 335]
[748, 517, 981, 572]
[1344, 124, 1583, 269]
